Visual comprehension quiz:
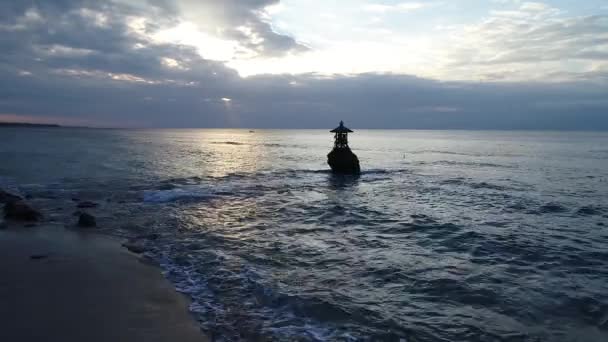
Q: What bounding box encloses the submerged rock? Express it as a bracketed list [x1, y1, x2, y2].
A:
[78, 213, 96, 227]
[76, 201, 98, 209]
[327, 148, 361, 174]
[4, 200, 42, 221]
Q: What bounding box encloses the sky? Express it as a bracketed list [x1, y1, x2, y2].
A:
[0, 0, 607, 129]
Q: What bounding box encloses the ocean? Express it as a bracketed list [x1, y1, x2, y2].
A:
[1, 127, 607, 341]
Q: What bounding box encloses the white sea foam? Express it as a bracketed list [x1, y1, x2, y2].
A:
[143, 188, 218, 203]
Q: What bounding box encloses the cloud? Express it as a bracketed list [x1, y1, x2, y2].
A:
[0, 0, 606, 129]
[439, 3, 608, 81]
[363, 2, 428, 13]
[163, 0, 308, 57]
[519, 2, 550, 12]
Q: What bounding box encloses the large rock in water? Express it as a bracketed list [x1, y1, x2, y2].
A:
[327, 148, 361, 174]
[4, 200, 42, 221]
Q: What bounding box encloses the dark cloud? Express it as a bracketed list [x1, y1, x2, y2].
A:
[0, 0, 607, 129]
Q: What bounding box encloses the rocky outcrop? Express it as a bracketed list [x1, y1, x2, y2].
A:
[4, 200, 42, 221]
[327, 148, 361, 174]
[0, 190, 22, 204]
[78, 213, 96, 227]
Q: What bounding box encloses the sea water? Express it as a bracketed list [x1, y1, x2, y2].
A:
[1, 127, 607, 341]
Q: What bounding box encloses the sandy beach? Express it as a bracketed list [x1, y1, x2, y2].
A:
[0, 222, 208, 342]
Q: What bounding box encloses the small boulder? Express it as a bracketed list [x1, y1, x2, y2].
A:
[0, 190, 22, 204]
[78, 213, 96, 228]
[122, 241, 147, 254]
[4, 200, 42, 221]
[77, 201, 98, 209]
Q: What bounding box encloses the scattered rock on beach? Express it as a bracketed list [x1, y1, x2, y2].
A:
[78, 213, 96, 227]
[0, 190, 22, 204]
[77, 201, 98, 209]
[4, 200, 42, 221]
[122, 241, 147, 254]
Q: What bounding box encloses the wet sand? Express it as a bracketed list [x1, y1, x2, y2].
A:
[0, 223, 208, 342]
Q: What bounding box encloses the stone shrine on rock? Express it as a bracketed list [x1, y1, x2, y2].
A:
[327, 121, 360, 174]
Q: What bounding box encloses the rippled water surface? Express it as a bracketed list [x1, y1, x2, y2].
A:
[2, 127, 608, 341]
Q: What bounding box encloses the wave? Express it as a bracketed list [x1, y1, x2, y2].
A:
[537, 202, 569, 214]
[576, 205, 605, 216]
[440, 178, 522, 191]
[416, 160, 516, 169]
[208, 141, 304, 149]
[143, 188, 220, 203]
[408, 150, 479, 156]
[408, 150, 523, 157]
[150, 242, 347, 341]
[209, 141, 247, 146]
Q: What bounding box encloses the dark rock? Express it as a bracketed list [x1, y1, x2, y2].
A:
[538, 203, 568, 214]
[158, 183, 176, 190]
[577, 206, 603, 216]
[122, 241, 146, 254]
[30, 254, 48, 260]
[136, 233, 160, 240]
[327, 148, 360, 174]
[78, 213, 96, 227]
[25, 223, 37, 228]
[0, 190, 22, 204]
[4, 200, 42, 221]
[138, 255, 159, 267]
[77, 201, 98, 209]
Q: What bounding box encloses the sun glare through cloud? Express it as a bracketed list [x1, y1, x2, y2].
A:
[132, 0, 608, 82]
[0, 0, 607, 129]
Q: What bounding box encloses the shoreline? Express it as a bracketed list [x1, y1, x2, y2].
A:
[0, 222, 209, 342]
